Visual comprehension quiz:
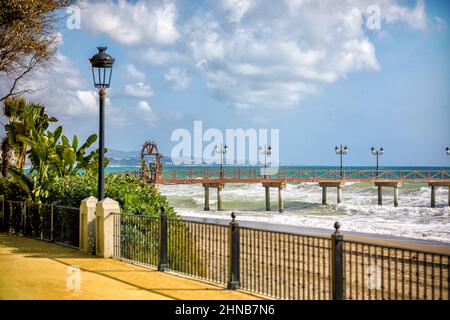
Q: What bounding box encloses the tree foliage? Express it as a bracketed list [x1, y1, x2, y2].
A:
[1, 98, 104, 203]
[0, 0, 74, 101]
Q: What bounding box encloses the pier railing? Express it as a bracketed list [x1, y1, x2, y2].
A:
[0, 199, 79, 248]
[123, 168, 450, 183]
[111, 211, 449, 300]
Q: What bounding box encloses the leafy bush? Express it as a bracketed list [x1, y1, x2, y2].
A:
[47, 174, 176, 216]
[0, 176, 28, 201]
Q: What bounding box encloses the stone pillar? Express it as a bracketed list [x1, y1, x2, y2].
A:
[96, 198, 120, 258]
[337, 186, 342, 204]
[377, 186, 383, 206]
[278, 186, 284, 213]
[265, 186, 271, 211]
[204, 186, 210, 211]
[322, 186, 327, 205]
[431, 186, 436, 208]
[80, 196, 97, 255]
[393, 186, 399, 208]
[217, 186, 223, 211]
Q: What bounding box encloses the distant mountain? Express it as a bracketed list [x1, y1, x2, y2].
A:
[107, 149, 140, 166]
[107, 149, 172, 166]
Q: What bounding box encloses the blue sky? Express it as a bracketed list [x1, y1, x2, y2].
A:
[4, 0, 449, 166]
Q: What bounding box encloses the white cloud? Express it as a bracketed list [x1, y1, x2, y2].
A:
[383, 0, 427, 30]
[180, 0, 425, 109]
[77, 0, 427, 110]
[164, 67, 191, 90]
[6, 0, 426, 118]
[81, 0, 179, 45]
[126, 64, 146, 81]
[434, 16, 447, 31]
[0, 52, 98, 119]
[136, 48, 186, 66]
[219, 0, 252, 23]
[124, 82, 154, 98]
[109, 100, 155, 127]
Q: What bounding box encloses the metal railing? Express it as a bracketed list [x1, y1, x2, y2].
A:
[167, 217, 229, 285]
[343, 240, 450, 300]
[111, 211, 450, 300]
[0, 199, 79, 248]
[122, 168, 450, 183]
[113, 213, 160, 267]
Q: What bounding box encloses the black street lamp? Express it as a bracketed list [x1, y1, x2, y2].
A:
[90, 47, 115, 201]
[259, 145, 272, 179]
[215, 144, 228, 180]
[335, 144, 349, 179]
[446, 147, 450, 156]
[371, 147, 384, 178]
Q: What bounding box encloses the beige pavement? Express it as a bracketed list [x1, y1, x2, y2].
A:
[0, 233, 260, 300]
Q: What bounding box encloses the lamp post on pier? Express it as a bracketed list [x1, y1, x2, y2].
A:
[371, 147, 384, 178]
[89, 47, 115, 201]
[335, 144, 349, 179]
[215, 144, 228, 180]
[259, 145, 272, 179]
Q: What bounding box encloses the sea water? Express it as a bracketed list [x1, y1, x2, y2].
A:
[107, 165, 450, 243]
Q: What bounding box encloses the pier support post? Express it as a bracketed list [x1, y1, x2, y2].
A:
[204, 186, 210, 211]
[393, 186, 399, 208]
[375, 181, 402, 208]
[203, 183, 224, 211]
[431, 186, 436, 208]
[278, 186, 285, 213]
[263, 182, 285, 213]
[265, 186, 271, 211]
[428, 182, 450, 208]
[337, 186, 342, 204]
[217, 186, 223, 211]
[377, 186, 383, 206]
[319, 182, 344, 205]
[322, 187, 327, 205]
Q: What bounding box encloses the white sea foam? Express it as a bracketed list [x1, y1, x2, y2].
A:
[159, 183, 450, 243]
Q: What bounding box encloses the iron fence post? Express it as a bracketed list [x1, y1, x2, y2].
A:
[332, 221, 344, 300]
[158, 208, 168, 271]
[227, 212, 240, 289]
[50, 204, 54, 242]
[21, 202, 26, 235]
[1, 197, 4, 232]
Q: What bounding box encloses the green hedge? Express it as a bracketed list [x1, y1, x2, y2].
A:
[47, 174, 175, 216]
[1, 174, 175, 216]
[0, 177, 28, 201]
